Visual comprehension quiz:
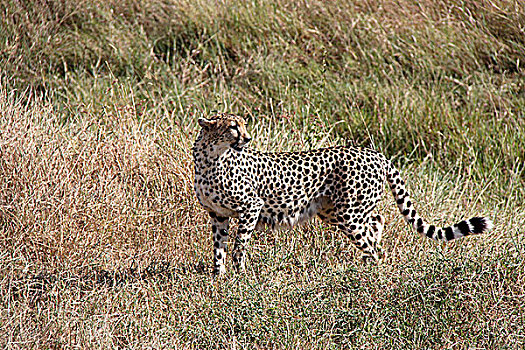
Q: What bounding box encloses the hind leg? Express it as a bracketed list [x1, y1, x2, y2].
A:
[367, 214, 385, 260]
[336, 219, 382, 262]
[319, 194, 383, 261]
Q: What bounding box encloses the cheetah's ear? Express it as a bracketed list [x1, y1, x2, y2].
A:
[198, 117, 217, 128]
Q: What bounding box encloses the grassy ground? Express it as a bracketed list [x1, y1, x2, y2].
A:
[1, 0, 524, 348]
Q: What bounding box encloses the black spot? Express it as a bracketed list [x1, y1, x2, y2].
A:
[406, 201, 411, 207]
[355, 233, 361, 240]
[350, 224, 357, 231]
[456, 221, 470, 236]
[426, 225, 436, 238]
[445, 227, 454, 241]
[396, 198, 404, 205]
[402, 209, 410, 216]
[411, 209, 416, 217]
[277, 212, 284, 222]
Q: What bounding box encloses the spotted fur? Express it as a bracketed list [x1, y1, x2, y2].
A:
[193, 114, 493, 275]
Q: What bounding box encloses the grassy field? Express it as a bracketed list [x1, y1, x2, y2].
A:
[1, 0, 525, 348]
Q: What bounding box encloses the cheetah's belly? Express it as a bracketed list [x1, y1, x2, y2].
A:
[255, 195, 332, 230]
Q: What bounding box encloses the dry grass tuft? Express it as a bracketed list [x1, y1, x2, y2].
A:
[1, 83, 524, 349]
[1, 0, 524, 348]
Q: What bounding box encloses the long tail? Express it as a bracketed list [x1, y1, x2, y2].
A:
[386, 161, 493, 241]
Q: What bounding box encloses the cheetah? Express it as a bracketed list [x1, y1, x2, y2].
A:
[193, 114, 493, 275]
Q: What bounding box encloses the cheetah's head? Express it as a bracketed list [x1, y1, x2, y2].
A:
[197, 114, 252, 152]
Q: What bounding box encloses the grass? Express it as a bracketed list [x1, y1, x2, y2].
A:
[1, 0, 524, 348]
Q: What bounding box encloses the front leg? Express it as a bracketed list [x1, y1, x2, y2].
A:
[209, 212, 230, 275]
[232, 200, 264, 272]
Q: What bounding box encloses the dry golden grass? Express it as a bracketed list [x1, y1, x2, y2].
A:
[1, 84, 524, 349]
[1, 0, 524, 348]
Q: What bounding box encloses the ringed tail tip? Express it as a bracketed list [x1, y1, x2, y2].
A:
[469, 217, 493, 234]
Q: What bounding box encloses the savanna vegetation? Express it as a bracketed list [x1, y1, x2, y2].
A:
[1, 0, 524, 348]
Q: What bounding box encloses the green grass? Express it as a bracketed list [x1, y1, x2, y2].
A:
[1, 0, 524, 348]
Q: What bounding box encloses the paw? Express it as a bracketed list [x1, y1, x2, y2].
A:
[361, 254, 379, 265]
[213, 264, 226, 276]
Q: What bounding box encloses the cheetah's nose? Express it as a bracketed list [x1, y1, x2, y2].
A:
[244, 136, 252, 143]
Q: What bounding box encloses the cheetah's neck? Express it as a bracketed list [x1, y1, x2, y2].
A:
[193, 137, 248, 169]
